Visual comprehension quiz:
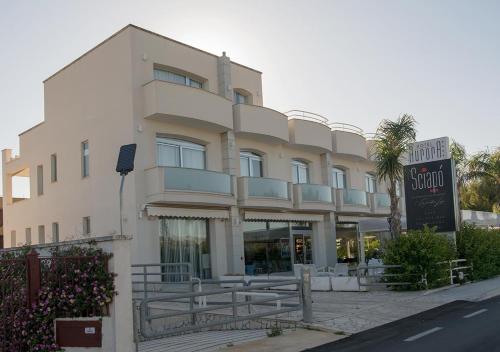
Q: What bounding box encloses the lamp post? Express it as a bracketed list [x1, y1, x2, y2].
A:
[116, 144, 137, 235]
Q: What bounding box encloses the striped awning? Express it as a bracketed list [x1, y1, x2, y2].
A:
[243, 211, 324, 222]
[146, 206, 229, 219]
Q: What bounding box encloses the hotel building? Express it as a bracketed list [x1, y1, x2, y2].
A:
[2, 25, 403, 278]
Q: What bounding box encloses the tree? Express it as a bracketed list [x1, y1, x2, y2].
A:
[374, 114, 417, 238]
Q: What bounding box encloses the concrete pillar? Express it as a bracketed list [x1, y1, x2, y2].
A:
[221, 131, 237, 175]
[209, 219, 228, 277]
[108, 235, 136, 352]
[217, 52, 233, 100]
[323, 212, 337, 266]
[320, 152, 333, 186]
[312, 221, 327, 267]
[226, 207, 245, 274]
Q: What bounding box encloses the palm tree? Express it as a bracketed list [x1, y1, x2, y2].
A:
[374, 114, 417, 239]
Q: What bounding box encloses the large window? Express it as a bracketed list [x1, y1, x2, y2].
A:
[365, 173, 377, 193]
[291, 160, 309, 184]
[157, 137, 206, 170]
[240, 151, 262, 177]
[154, 68, 203, 88]
[332, 167, 346, 189]
[81, 141, 89, 177]
[243, 221, 313, 275]
[160, 218, 211, 280]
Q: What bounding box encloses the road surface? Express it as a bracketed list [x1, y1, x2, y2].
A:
[306, 295, 500, 352]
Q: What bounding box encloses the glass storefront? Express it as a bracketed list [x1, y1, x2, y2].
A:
[243, 221, 312, 275]
[159, 218, 211, 280]
[336, 223, 359, 264]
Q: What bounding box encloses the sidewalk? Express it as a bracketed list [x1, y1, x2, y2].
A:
[222, 276, 500, 351]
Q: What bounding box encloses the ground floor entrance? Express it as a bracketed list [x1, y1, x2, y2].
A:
[243, 221, 313, 275]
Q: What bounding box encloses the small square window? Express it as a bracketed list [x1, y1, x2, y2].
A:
[83, 216, 91, 236]
[51, 154, 58, 182]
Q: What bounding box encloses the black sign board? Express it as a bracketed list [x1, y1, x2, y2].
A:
[116, 144, 137, 176]
[404, 158, 456, 232]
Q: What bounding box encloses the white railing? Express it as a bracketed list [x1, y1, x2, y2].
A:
[284, 110, 329, 125]
[329, 122, 364, 135]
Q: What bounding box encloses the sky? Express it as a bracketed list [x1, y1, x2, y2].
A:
[0, 0, 499, 196]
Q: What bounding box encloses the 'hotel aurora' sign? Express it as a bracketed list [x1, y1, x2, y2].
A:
[405, 137, 450, 165]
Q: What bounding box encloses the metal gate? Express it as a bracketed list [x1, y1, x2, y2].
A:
[132, 264, 313, 343]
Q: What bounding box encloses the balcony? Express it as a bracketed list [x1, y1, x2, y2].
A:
[286, 111, 332, 152]
[233, 104, 289, 143]
[145, 166, 236, 207]
[370, 193, 391, 215]
[293, 183, 335, 212]
[331, 124, 368, 159]
[237, 177, 292, 210]
[335, 188, 370, 214]
[143, 80, 233, 131]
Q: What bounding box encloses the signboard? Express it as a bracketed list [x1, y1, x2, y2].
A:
[404, 158, 456, 232]
[406, 137, 450, 165]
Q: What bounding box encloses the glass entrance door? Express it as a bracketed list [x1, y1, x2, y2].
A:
[293, 234, 313, 264]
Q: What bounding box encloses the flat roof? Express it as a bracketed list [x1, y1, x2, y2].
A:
[44, 24, 261, 83]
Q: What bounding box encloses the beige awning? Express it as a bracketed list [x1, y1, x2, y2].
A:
[244, 211, 324, 222]
[146, 206, 229, 219]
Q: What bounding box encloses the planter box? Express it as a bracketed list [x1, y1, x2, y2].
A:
[331, 277, 367, 292]
[219, 275, 245, 287]
[55, 317, 112, 351]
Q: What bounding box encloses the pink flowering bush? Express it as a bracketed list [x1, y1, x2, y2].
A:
[0, 244, 116, 351]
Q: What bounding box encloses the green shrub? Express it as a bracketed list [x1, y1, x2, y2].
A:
[382, 226, 456, 290]
[456, 224, 500, 280]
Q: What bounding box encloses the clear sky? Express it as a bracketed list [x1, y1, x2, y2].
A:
[1, 0, 499, 196]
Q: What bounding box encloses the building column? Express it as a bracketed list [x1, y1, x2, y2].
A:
[2, 149, 13, 206]
[312, 221, 327, 267]
[217, 52, 233, 100]
[320, 152, 333, 186]
[323, 212, 337, 266]
[226, 207, 245, 275]
[209, 219, 228, 277]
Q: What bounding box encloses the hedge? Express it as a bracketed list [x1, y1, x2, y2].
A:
[456, 224, 500, 280]
[382, 226, 456, 290]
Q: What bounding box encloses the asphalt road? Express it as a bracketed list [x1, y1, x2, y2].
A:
[306, 295, 500, 352]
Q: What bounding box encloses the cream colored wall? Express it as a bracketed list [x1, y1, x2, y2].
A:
[235, 136, 324, 184]
[230, 64, 263, 106]
[3, 27, 136, 247]
[332, 154, 387, 192]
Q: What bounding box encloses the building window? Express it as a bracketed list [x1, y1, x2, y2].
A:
[10, 230, 16, 247]
[83, 216, 91, 236]
[156, 137, 206, 169]
[82, 141, 89, 177]
[291, 160, 309, 184]
[38, 225, 45, 244]
[240, 151, 263, 177]
[25, 228, 32, 245]
[51, 154, 57, 182]
[234, 91, 248, 104]
[332, 167, 346, 189]
[154, 68, 203, 88]
[37, 165, 43, 196]
[365, 174, 377, 193]
[52, 222, 59, 243]
[159, 218, 211, 279]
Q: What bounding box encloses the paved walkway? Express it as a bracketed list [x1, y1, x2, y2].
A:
[307, 275, 500, 334]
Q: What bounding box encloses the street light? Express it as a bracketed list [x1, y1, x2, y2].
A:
[116, 144, 137, 235]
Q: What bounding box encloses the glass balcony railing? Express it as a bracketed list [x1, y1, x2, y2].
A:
[247, 177, 289, 199]
[300, 184, 332, 203]
[163, 167, 231, 194]
[343, 189, 368, 206]
[374, 193, 391, 208]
